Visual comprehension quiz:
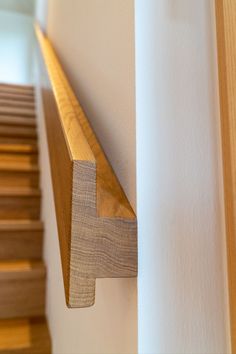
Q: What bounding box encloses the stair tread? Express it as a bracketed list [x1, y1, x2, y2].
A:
[0, 137, 37, 146]
[0, 152, 38, 168]
[0, 92, 35, 102]
[0, 143, 38, 154]
[0, 187, 41, 196]
[0, 83, 34, 90]
[0, 84, 34, 97]
[0, 116, 36, 126]
[0, 260, 45, 273]
[0, 107, 35, 118]
[0, 164, 38, 173]
[0, 125, 37, 137]
[0, 100, 35, 109]
[0, 220, 43, 231]
[0, 317, 51, 354]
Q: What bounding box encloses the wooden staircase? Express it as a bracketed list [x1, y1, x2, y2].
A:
[0, 83, 51, 353]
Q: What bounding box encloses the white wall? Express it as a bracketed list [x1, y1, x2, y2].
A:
[0, 10, 34, 84]
[36, 1, 137, 354]
[0, 0, 35, 16]
[136, 1, 230, 353]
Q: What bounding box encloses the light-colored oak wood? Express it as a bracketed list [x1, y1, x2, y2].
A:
[0, 261, 45, 318]
[215, 1, 236, 351]
[36, 25, 137, 307]
[0, 318, 51, 354]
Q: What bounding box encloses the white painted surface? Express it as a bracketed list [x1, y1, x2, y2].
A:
[0, 10, 34, 84]
[35, 0, 47, 30]
[35, 1, 137, 353]
[135, 1, 230, 353]
[0, 0, 35, 16]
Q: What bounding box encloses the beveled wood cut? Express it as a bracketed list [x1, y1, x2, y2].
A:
[215, 0, 236, 351]
[36, 25, 137, 307]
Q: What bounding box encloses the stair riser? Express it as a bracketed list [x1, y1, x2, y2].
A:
[0, 172, 39, 188]
[0, 116, 36, 127]
[0, 108, 35, 118]
[0, 197, 40, 219]
[0, 125, 37, 138]
[0, 101, 35, 109]
[0, 278, 45, 319]
[0, 231, 42, 260]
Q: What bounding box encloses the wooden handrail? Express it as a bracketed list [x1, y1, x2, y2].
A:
[215, 0, 236, 350]
[35, 25, 137, 308]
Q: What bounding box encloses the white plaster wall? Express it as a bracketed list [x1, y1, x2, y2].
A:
[35, 1, 137, 353]
[0, 0, 35, 16]
[0, 10, 34, 84]
[135, 1, 230, 353]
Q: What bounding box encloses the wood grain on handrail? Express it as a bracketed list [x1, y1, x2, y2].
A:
[215, 0, 236, 351]
[35, 25, 137, 308]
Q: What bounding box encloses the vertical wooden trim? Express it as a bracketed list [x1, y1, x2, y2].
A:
[215, 1, 236, 351]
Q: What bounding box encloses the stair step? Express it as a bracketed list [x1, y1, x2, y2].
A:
[0, 153, 38, 165]
[0, 83, 34, 97]
[0, 107, 35, 118]
[0, 143, 38, 154]
[0, 99, 35, 109]
[0, 220, 43, 260]
[0, 116, 36, 126]
[0, 92, 35, 103]
[0, 137, 37, 145]
[0, 159, 39, 188]
[0, 125, 37, 138]
[0, 188, 41, 220]
[0, 261, 45, 319]
[0, 317, 51, 354]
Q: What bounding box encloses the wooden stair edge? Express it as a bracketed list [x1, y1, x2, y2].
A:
[0, 220, 43, 231]
[0, 144, 38, 154]
[0, 116, 36, 127]
[0, 317, 51, 354]
[0, 260, 45, 277]
[0, 187, 41, 196]
[0, 162, 39, 173]
[0, 83, 34, 90]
